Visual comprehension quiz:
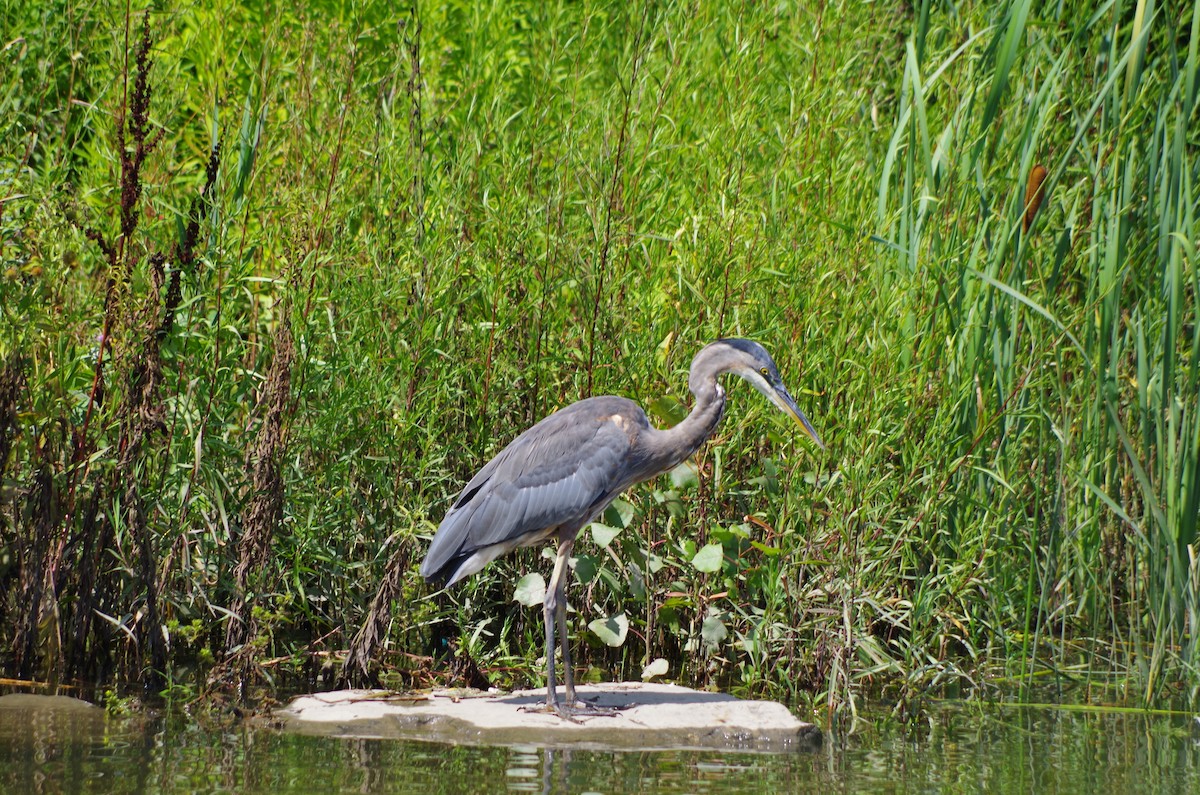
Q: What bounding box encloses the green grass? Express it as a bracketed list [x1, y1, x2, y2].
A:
[0, 0, 1196, 718]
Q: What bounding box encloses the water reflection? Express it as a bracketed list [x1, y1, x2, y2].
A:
[2, 695, 1199, 794]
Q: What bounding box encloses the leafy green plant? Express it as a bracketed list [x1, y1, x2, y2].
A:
[1, 0, 1194, 721]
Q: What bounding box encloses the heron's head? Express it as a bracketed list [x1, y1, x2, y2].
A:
[700, 338, 824, 449]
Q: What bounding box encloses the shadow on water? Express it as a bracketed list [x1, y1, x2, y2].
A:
[2, 692, 1200, 793]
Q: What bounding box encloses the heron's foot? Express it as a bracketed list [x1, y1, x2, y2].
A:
[517, 702, 584, 723]
[564, 699, 623, 718]
[518, 698, 623, 721]
[559, 693, 627, 718]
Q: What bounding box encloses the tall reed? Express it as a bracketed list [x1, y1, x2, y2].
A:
[876, 0, 1199, 703]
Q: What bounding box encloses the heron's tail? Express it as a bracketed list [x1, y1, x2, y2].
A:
[419, 549, 473, 589]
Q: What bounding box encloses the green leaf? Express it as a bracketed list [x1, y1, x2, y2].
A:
[701, 614, 727, 649]
[691, 543, 724, 573]
[654, 489, 686, 519]
[588, 612, 629, 647]
[603, 498, 636, 528]
[750, 540, 782, 557]
[669, 461, 700, 489]
[641, 658, 669, 680]
[649, 395, 687, 425]
[590, 523, 622, 547]
[628, 566, 646, 600]
[598, 566, 623, 595]
[512, 573, 545, 607]
[573, 554, 599, 585]
[981, 0, 1032, 136]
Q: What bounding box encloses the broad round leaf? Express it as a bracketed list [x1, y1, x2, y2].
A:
[588, 612, 629, 647]
[691, 542, 724, 573]
[512, 572, 546, 607]
[669, 461, 700, 489]
[590, 523, 622, 547]
[602, 498, 636, 529]
[701, 615, 727, 649]
[641, 657, 669, 680]
[573, 553, 599, 585]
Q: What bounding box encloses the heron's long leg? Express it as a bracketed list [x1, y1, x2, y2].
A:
[543, 538, 574, 712]
[555, 543, 575, 705]
[542, 594, 557, 710]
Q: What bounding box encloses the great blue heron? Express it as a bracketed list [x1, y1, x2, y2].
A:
[420, 338, 822, 716]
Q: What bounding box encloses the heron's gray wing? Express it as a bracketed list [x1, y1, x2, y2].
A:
[420, 398, 639, 583]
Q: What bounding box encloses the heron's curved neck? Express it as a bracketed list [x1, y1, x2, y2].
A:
[654, 355, 729, 471]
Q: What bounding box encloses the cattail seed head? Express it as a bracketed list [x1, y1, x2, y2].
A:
[1024, 164, 1048, 233]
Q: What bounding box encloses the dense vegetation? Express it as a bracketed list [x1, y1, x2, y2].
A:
[1, 0, 1196, 719]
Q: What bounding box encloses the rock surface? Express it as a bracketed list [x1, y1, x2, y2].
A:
[0, 693, 100, 711]
[276, 682, 820, 752]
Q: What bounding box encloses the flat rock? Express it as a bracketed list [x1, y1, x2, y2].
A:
[276, 682, 821, 752]
[0, 694, 100, 711]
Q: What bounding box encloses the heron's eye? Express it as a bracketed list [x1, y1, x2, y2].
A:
[759, 367, 769, 376]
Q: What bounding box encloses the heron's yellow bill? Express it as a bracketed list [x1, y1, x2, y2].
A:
[771, 387, 824, 450]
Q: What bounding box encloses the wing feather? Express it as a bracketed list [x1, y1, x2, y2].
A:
[420, 397, 644, 583]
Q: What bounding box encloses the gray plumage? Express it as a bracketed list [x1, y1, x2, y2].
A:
[420, 338, 822, 716]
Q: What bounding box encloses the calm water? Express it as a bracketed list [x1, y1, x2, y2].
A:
[2, 695, 1199, 793]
